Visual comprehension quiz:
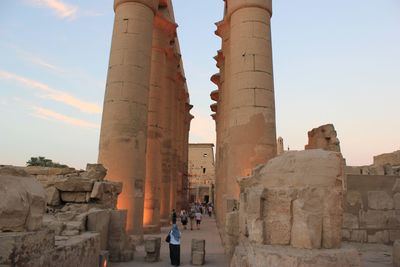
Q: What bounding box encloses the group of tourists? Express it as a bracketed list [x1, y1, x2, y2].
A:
[166, 202, 214, 266]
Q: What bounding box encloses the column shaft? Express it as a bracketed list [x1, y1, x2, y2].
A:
[98, 0, 158, 235]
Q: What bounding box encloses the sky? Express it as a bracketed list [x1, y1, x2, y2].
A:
[0, 0, 399, 169]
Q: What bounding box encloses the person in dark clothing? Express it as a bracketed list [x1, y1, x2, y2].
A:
[169, 223, 181, 266]
[171, 209, 177, 224]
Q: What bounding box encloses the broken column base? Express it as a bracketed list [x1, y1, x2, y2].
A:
[143, 224, 161, 235]
[230, 242, 361, 267]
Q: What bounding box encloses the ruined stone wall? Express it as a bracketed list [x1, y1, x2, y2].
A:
[343, 174, 400, 244]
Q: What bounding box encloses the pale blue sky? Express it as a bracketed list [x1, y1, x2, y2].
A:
[0, 0, 399, 169]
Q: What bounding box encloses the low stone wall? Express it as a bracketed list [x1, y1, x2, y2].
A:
[343, 174, 400, 244]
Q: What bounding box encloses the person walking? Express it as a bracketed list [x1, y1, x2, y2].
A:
[189, 208, 195, 230]
[171, 209, 177, 224]
[168, 223, 181, 266]
[208, 205, 213, 217]
[180, 210, 188, 230]
[195, 210, 202, 230]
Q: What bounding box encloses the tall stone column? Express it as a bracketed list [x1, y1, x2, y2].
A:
[213, 18, 231, 227]
[225, 0, 277, 221]
[143, 12, 171, 234]
[160, 46, 178, 226]
[98, 0, 158, 235]
[175, 74, 185, 213]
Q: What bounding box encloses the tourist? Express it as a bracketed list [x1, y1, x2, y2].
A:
[180, 210, 188, 230]
[189, 207, 195, 230]
[208, 205, 213, 217]
[171, 209, 177, 224]
[195, 210, 202, 230]
[168, 223, 181, 267]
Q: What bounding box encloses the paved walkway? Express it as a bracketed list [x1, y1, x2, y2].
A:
[110, 215, 229, 267]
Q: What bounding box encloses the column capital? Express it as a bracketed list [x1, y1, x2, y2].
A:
[210, 103, 218, 113]
[214, 50, 224, 68]
[210, 90, 219, 101]
[154, 12, 178, 36]
[226, 0, 272, 18]
[215, 19, 229, 39]
[211, 73, 221, 86]
[114, 0, 159, 14]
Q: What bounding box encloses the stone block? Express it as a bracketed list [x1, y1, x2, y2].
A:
[0, 175, 46, 232]
[393, 179, 400, 193]
[343, 213, 359, 229]
[43, 214, 64, 235]
[390, 230, 400, 243]
[192, 239, 206, 252]
[362, 210, 388, 228]
[394, 240, 400, 267]
[90, 181, 121, 208]
[342, 229, 351, 241]
[263, 188, 294, 245]
[144, 237, 161, 262]
[230, 243, 361, 267]
[368, 230, 389, 244]
[83, 163, 107, 180]
[108, 210, 132, 262]
[55, 178, 94, 192]
[368, 191, 393, 210]
[394, 193, 400, 210]
[87, 209, 111, 250]
[61, 229, 80, 236]
[61, 192, 91, 203]
[350, 230, 367, 243]
[191, 251, 205, 266]
[291, 188, 323, 249]
[0, 230, 54, 266]
[322, 188, 343, 249]
[46, 186, 61, 206]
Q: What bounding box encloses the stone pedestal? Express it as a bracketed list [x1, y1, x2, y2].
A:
[144, 237, 161, 262]
[191, 239, 206, 265]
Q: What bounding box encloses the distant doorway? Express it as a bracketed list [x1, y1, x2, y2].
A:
[204, 195, 209, 203]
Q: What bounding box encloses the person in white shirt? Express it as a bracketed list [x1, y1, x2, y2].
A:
[195, 211, 202, 230]
[169, 223, 181, 266]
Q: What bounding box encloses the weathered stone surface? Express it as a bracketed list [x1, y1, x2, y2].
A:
[304, 124, 341, 152]
[0, 175, 46, 232]
[87, 209, 110, 250]
[55, 178, 94, 192]
[393, 179, 400, 193]
[394, 239, 400, 267]
[230, 242, 361, 267]
[346, 190, 363, 207]
[394, 193, 400, 210]
[0, 229, 55, 266]
[25, 166, 77, 176]
[322, 188, 343, 248]
[90, 181, 122, 208]
[374, 150, 400, 166]
[225, 211, 239, 256]
[43, 214, 64, 235]
[291, 188, 323, 249]
[144, 237, 161, 262]
[83, 164, 107, 181]
[0, 166, 28, 176]
[46, 186, 61, 206]
[368, 191, 393, 210]
[191, 251, 205, 266]
[108, 209, 133, 262]
[368, 230, 389, 243]
[61, 192, 91, 203]
[350, 230, 367, 243]
[343, 213, 359, 229]
[263, 188, 293, 245]
[191, 239, 206, 265]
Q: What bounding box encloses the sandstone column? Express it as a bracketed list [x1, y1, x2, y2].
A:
[160, 46, 178, 226]
[213, 18, 231, 226]
[215, 0, 277, 227]
[98, 0, 159, 235]
[143, 12, 171, 234]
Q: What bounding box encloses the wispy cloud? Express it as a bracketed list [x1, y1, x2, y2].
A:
[29, 0, 78, 19]
[31, 106, 99, 129]
[26, 55, 65, 73]
[0, 70, 101, 114]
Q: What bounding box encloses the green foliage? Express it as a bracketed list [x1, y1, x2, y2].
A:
[26, 156, 68, 168]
